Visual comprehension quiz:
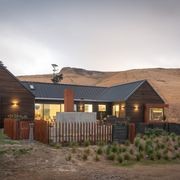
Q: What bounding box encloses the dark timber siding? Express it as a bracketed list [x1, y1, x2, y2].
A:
[126, 81, 165, 123]
[0, 66, 34, 128]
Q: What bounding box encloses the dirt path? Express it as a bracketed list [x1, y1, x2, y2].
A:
[0, 142, 180, 180]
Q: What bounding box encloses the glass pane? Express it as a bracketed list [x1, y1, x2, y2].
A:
[149, 108, 163, 121]
[112, 104, 119, 118]
[35, 104, 43, 120]
[98, 104, 106, 112]
[44, 104, 60, 121]
[60, 104, 64, 112]
[84, 104, 93, 112]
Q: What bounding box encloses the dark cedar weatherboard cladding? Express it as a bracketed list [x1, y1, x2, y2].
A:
[0, 66, 34, 128]
[126, 81, 165, 123]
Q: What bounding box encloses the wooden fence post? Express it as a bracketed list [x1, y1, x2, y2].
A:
[128, 123, 136, 143]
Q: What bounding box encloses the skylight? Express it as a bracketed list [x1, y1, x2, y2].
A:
[29, 84, 35, 90]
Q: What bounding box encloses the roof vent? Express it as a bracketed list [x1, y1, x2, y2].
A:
[29, 84, 35, 90]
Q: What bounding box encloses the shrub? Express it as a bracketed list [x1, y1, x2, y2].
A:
[105, 146, 111, 155]
[163, 148, 168, 155]
[71, 147, 76, 153]
[156, 151, 161, 160]
[136, 153, 141, 161]
[82, 153, 88, 161]
[163, 154, 169, 160]
[69, 141, 78, 147]
[125, 140, 130, 146]
[149, 154, 155, 160]
[129, 148, 134, 155]
[83, 140, 90, 147]
[138, 143, 144, 152]
[84, 148, 90, 155]
[97, 141, 105, 146]
[97, 147, 103, 155]
[65, 154, 72, 161]
[160, 143, 165, 149]
[124, 152, 131, 161]
[107, 153, 115, 161]
[174, 145, 178, 150]
[117, 155, 123, 163]
[111, 145, 118, 153]
[122, 146, 127, 153]
[135, 138, 141, 147]
[94, 154, 100, 161]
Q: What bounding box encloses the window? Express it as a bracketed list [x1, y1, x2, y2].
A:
[84, 104, 93, 112]
[112, 104, 119, 118]
[98, 104, 106, 112]
[74, 104, 77, 112]
[149, 108, 164, 121]
[35, 103, 64, 121]
[44, 104, 60, 121]
[35, 104, 43, 120]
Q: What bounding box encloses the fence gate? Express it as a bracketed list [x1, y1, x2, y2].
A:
[112, 123, 128, 143]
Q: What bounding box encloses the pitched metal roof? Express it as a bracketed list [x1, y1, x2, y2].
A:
[97, 80, 145, 101]
[21, 82, 107, 101]
[21, 80, 146, 102]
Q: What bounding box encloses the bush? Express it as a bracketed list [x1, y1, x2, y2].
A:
[138, 143, 144, 152]
[65, 154, 72, 161]
[84, 148, 90, 155]
[107, 153, 115, 161]
[105, 146, 111, 155]
[149, 154, 155, 160]
[117, 155, 123, 163]
[129, 148, 134, 155]
[125, 140, 130, 146]
[156, 151, 161, 160]
[124, 152, 131, 161]
[136, 153, 141, 161]
[122, 146, 127, 152]
[97, 147, 103, 155]
[83, 140, 90, 147]
[94, 154, 100, 161]
[135, 138, 141, 147]
[82, 153, 88, 161]
[163, 154, 169, 160]
[111, 145, 118, 153]
[69, 141, 78, 147]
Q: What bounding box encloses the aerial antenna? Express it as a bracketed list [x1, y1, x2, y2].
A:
[51, 64, 63, 83]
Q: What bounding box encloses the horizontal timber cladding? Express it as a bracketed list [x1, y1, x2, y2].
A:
[0, 66, 34, 128]
[126, 81, 165, 123]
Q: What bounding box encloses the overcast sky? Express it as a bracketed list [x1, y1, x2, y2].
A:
[0, 0, 180, 75]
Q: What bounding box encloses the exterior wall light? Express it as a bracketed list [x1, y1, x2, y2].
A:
[11, 100, 19, 108]
[121, 105, 125, 110]
[134, 104, 139, 111]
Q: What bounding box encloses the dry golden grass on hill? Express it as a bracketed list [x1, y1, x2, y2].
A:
[18, 67, 180, 122]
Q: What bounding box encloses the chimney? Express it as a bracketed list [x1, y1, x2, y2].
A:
[64, 89, 74, 112]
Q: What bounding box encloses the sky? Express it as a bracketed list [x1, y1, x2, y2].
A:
[0, 0, 180, 75]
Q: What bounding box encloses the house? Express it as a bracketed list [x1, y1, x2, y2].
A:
[0, 64, 34, 128]
[0, 64, 167, 128]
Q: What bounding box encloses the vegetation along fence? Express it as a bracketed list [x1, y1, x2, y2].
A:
[135, 122, 180, 135]
[34, 120, 112, 145]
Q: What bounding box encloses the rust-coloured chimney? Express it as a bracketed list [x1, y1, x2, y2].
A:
[64, 89, 74, 112]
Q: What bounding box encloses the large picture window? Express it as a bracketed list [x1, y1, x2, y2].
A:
[149, 108, 164, 121]
[35, 103, 64, 121]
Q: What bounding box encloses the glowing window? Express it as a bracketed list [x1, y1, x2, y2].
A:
[84, 104, 93, 112]
[98, 104, 106, 112]
[149, 108, 164, 121]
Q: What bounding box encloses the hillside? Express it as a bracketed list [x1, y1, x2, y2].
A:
[18, 67, 180, 121]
